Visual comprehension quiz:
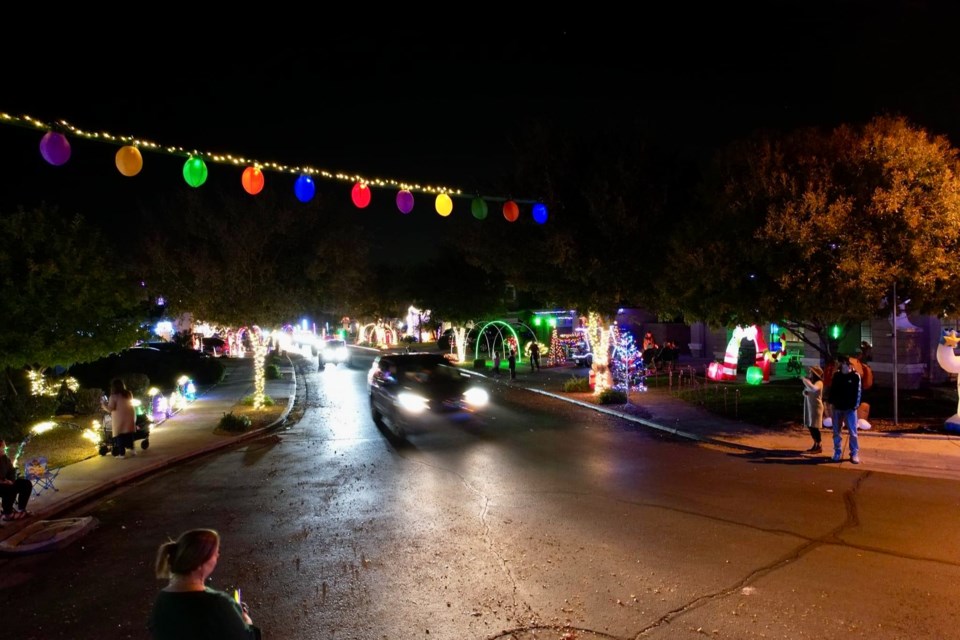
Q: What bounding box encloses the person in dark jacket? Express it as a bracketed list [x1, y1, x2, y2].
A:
[0, 438, 33, 521]
[830, 356, 862, 464]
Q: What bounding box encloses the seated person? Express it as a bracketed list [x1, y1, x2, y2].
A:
[0, 438, 33, 521]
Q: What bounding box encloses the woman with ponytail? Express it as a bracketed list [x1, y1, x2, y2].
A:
[148, 529, 261, 639]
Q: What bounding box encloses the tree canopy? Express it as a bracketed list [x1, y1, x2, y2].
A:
[0, 204, 148, 371]
[659, 115, 960, 356]
[142, 188, 374, 328]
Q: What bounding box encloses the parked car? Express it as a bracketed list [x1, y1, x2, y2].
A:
[367, 352, 489, 440]
[319, 339, 350, 367]
[201, 336, 229, 357]
[569, 344, 593, 368]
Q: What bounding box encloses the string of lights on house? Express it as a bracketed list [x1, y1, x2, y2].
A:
[0, 112, 549, 224]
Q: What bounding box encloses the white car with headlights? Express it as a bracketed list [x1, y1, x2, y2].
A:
[319, 339, 351, 368]
[367, 352, 489, 440]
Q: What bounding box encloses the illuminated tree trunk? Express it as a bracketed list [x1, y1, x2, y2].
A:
[252, 342, 267, 409]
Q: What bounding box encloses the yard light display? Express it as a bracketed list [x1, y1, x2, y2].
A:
[148, 387, 170, 422]
[396, 189, 414, 214]
[936, 329, 960, 429]
[294, 174, 316, 202]
[351, 182, 371, 208]
[435, 193, 453, 216]
[182, 156, 208, 187]
[115, 145, 143, 176]
[242, 166, 265, 195]
[39, 131, 71, 165]
[746, 366, 764, 385]
[706, 325, 771, 382]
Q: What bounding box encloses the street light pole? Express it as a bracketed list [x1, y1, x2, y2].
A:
[892, 282, 899, 425]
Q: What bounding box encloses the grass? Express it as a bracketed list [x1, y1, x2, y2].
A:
[13, 399, 288, 471]
[651, 374, 959, 433]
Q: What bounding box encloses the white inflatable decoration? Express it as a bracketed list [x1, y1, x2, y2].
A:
[936, 329, 960, 430]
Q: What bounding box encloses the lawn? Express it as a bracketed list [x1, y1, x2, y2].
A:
[650, 373, 959, 434]
[13, 400, 287, 471]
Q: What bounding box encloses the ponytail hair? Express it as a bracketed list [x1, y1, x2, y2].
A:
[155, 529, 220, 579]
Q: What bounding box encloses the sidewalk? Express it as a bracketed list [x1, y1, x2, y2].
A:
[0, 356, 297, 547]
[5, 352, 960, 549]
[498, 361, 960, 482]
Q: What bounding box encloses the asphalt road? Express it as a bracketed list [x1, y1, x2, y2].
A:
[3, 354, 960, 639]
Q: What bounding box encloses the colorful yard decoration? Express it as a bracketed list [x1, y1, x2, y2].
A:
[115, 145, 143, 176]
[39, 131, 71, 166]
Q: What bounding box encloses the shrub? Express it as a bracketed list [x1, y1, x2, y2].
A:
[563, 376, 591, 392]
[115, 372, 150, 397]
[598, 388, 628, 404]
[265, 364, 281, 380]
[241, 394, 275, 407]
[75, 388, 104, 415]
[218, 412, 251, 432]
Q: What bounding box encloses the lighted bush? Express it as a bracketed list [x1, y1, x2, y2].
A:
[563, 376, 591, 392]
[241, 394, 275, 407]
[218, 412, 251, 432]
[598, 388, 628, 404]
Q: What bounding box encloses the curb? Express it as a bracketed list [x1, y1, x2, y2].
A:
[518, 384, 762, 452]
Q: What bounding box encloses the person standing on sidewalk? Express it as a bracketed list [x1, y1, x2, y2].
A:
[102, 378, 136, 458]
[830, 356, 862, 463]
[0, 438, 33, 521]
[800, 365, 824, 454]
[508, 347, 517, 380]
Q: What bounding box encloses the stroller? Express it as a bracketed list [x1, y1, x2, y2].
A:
[98, 410, 151, 456]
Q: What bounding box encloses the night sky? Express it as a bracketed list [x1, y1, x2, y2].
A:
[3, 6, 959, 261]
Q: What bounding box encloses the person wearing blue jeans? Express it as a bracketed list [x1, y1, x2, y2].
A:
[829, 357, 862, 464]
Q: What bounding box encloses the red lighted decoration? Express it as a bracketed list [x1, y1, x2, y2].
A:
[502, 200, 520, 222]
[241, 166, 265, 195]
[351, 182, 372, 208]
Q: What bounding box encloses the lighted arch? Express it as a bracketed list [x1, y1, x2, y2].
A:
[359, 322, 398, 347]
[471, 321, 523, 363]
[707, 324, 770, 382]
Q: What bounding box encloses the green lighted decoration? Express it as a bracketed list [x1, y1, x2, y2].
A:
[471, 197, 488, 220]
[473, 321, 523, 363]
[533, 317, 541, 326]
[182, 156, 208, 188]
[746, 366, 764, 385]
[830, 324, 842, 340]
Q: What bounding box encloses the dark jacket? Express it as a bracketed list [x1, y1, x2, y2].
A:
[830, 370, 862, 411]
[0, 453, 15, 482]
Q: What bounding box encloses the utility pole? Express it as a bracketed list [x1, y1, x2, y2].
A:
[893, 282, 899, 425]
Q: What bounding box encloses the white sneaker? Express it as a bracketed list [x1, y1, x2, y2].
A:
[851, 454, 860, 464]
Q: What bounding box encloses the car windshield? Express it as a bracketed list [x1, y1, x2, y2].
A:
[385, 355, 462, 383]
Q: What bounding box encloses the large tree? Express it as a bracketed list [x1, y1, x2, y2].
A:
[0, 204, 149, 374]
[456, 121, 689, 315]
[143, 188, 374, 328]
[660, 115, 960, 358]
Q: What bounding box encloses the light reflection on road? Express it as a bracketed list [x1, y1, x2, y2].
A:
[315, 363, 367, 444]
